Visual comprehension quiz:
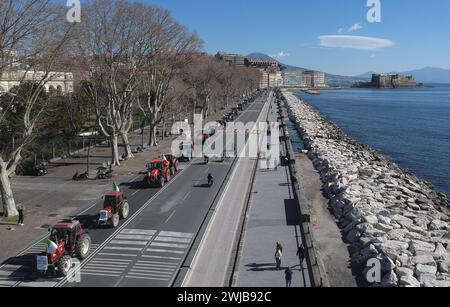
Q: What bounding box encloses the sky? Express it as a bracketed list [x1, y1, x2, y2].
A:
[140, 0, 450, 76]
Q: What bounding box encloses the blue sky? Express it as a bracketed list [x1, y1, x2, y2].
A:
[141, 0, 450, 76]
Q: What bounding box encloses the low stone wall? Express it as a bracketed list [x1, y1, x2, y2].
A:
[282, 90, 450, 287]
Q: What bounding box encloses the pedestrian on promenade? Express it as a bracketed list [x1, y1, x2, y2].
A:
[275, 248, 282, 270]
[285, 267, 293, 287]
[276, 241, 283, 253]
[297, 244, 305, 268]
[17, 205, 25, 226]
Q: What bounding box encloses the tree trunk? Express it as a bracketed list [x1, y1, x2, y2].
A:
[121, 132, 134, 159]
[0, 162, 18, 217]
[149, 123, 157, 146]
[111, 135, 121, 166]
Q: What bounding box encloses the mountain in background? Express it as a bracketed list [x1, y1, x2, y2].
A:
[246, 52, 366, 85]
[357, 67, 450, 84]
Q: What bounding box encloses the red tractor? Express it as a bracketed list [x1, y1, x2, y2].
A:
[144, 159, 172, 188]
[163, 154, 179, 175]
[96, 191, 130, 228]
[36, 220, 91, 277]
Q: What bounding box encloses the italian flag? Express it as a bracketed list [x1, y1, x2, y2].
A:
[113, 182, 120, 192]
[46, 239, 58, 255]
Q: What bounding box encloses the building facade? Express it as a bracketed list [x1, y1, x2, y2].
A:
[215, 51, 246, 66]
[0, 70, 74, 94]
[283, 70, 303, 87]
[302, 70, 325, 88]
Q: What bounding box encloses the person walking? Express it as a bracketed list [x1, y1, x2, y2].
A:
[17, 205, 25, 226]
[285, 267, 293, 287]
[275, 248, 282, 270]
[276, 241, 283, 253]
[297, 244, 305, 268]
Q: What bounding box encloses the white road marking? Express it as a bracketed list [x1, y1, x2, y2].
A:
[154, 236, 191, 244]
[131, 190, 139, 196]
[136, 260, 177, 266]
[125, 275, 169, 281]
[98, 253, 137, 258]
[110, 240, 148, 246]
[132, 266, 174, 272]
[115, 234, 153, 241]
[150, 242, 188, 249]
[104, 246, 143, 251]
[84, 263, 128, 269]
[121, 229, 156, 235]
[82, 272, 121, 277]
[146, 249, 185, 255]
[141, 255, 181, 261]
[128, 271, 172, 278]
[90, 258, 132, 263]
[164, 211, 176, 223]
[158, 231, 193, 238]
[183, 192, 191, 201]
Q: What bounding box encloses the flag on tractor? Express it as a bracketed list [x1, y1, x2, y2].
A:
[46, 239, 58, 255]
[113, 182, 120, 192]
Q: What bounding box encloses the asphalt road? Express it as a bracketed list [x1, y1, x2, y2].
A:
[0, 92, 269, 288]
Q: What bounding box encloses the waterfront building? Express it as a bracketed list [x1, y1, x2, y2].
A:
[283, 70, 303, 87]
[303, 70, 325, 88]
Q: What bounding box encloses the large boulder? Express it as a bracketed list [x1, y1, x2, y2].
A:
[399, 275, 421, 287]
[409, 240, 436, 255]
[415, 264, 437, 276]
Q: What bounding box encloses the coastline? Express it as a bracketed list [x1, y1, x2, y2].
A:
[281, 90, 450, 287]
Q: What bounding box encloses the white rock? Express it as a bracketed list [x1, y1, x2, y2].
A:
[396, 267, 414, 277]
[434, 243, 447, 258]
[412, 254, 436, 265]
[365, 215, 378, 225]
[381, 241, 410, 260]
[415, 264, 437, 276]
[430, 220, 448, 231]
[410, 240, 436, 255]
[399, 275, 421, 287]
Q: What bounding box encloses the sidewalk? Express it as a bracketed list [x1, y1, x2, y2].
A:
[235, 100, 311, 287]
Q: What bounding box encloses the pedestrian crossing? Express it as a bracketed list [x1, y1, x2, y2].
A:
[0, 228, 195, 286]
[125, 231, 194, 282]
[78, 228, 194, 284]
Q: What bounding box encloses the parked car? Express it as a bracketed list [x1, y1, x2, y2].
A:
[15, 162, 48, 176]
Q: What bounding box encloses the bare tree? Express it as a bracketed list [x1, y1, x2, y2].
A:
[76, 0, 160, 165]
[0, 1, 73, 217]
[137, 9, 201, 147]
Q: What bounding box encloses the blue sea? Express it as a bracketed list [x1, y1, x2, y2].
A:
[295, 84, 450, 197]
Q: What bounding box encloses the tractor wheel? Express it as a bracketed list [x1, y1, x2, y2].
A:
[58, 255, 72, 277]
[111, 213, 120, 228]
[76, 234, 91, 259]
[120, 202, 130, 219]
[159, 177, 165, 188]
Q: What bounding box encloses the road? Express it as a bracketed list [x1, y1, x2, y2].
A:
[0, 91, 270, 288]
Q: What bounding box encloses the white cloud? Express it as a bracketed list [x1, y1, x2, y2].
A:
[318, 35, 395, 51]
[271, 51, 290, 58]
[347, 22, 363, 33]
[337, 28, 344, 34]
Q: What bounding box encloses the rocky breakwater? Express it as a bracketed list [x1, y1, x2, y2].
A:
[282, 90, 450, 287]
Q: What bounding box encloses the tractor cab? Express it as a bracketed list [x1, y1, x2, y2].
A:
[37, 220, 91, 277]
[49, 220, 83, 251]
[103, 191, 124, 209]
[98, 191, 130, 228]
